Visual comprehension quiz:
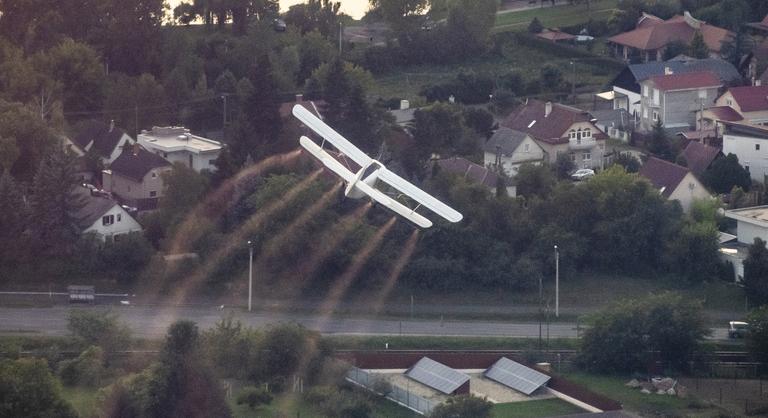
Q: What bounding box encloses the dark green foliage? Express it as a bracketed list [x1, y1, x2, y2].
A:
[648, 119, 674, 161]
[663, 40, 689, 60]
[444, 0, 498, 59]
[421, 71, 495, 104]
[283, 0, 340, 37]
[29, 147, 83, 257]
[515, 163, 556, 199]
[579, 293, 709, 373]
[612, 152, 640, 173]
[702, 153, 751, 194]
[688, 31, 710, 59]
[540, 64, 563, 91]
[744, 238, 768, 306]
[746, 306, 768, 362]
[500, 71, 525, 94]
[720, 28, 755, 68]
[462, 107, 495, 138]
[304, 386, 373, 418]
[236, 386, 273, 409]
[58, 345, 105, 386]
[0, 100, 58, 181]
[0, 171, 28, 267]
[665, 220, 719, 283]
[528, 17, 544, 33]
[430, 395, 493, 418]
[0, 358, 78, 418]
[96, 233, 154, 284]
[555, 153, 576, 180]
[67, 310, 131, 356]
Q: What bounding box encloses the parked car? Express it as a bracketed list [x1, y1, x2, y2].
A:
[728, 321, 749, 338]
[273, 18, 286, 32]
[571, 168, 595, 181]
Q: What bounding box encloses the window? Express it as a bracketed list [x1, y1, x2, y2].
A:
[652, 88, 660, 105]
[150, 191, 157, 197]
[583, 128, 591, 138]
[727, 99, 733, 107]
[583, 152, 591, 161]
[102, 215, 114, 226]
[151, 172, 157, 178]
[524, 143, 530, 152]
[652, 111, 659, 122]
[117, 213, 121, 222]
[163, 152, 168, 158]
[757, 144, 761, 151]
[209, 159, 216, 165]
[569, 129, 576, 139]
[643, 85, 649, 97]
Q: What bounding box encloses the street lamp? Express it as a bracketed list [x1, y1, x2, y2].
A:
[554, 245, 559, 318]
[247, 240, 253, 312]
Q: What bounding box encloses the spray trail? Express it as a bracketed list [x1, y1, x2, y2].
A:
[370, 229, 420, 315]
[158, 169, 322, 306]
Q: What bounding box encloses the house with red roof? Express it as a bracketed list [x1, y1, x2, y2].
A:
[639, 71, 722, 132]
[638, 157, 711, 212]
[714, 85, 768, 125]
[607, 12, 732, 63]
[680, 141, 722, 175]
[429, 156, 515, 196]
[499, 100, 607, 170]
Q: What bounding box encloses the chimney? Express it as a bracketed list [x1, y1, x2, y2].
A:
[664, 67, 673, 75]
[545, 101, 552, 117]
[109, 119, 115, 132]
[295, 94, 303, 103]
[132, 143, 140, 156]
[400, 100, 410, 110]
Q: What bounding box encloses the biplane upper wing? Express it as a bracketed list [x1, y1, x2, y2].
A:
[293, 104, 371, 167]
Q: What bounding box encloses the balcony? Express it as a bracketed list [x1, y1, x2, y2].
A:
[569, 137, 598, 150]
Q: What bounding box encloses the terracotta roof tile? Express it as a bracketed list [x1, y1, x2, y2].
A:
[648, 71, 721, 91]
[727, 85, 768, 112]
[536, 29, 576, 42]
[608, 14, 731, 53]
[706, 106, 743, 121]
[681, 141, 721, 174]
[500, 100, 604, 145]
[431, 157, 499, 189]
[638, 157, 690, 198]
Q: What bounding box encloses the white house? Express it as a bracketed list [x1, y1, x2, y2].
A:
[74, 186, 142, 241]
[721, 206, 768, 282]
[483, 128, 545, 177]
[138, 126, 222, 173]
[722, 121, 768, 182]
[638, 156, 711, 212]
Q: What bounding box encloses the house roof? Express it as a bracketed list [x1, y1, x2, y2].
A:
[681, 141, 721, 174]
[431, 157, 499, 189]
[279, 97, 325, 119]
[637, 12, 664, 28]
[638, 156, 691, 198]
[608, 12, 732, 53]
[484, 128, 529, 155]
[746, 15, 768, 32]
[536, 29, 576, 42]
[726, 85, 768, 112]
[647, 71, 721, 91]
[72, 186, 120, 230]
[110, 146, 172, 182]
[73, 120, 130, 158]
[706, 106, 744, 121]
[500, 100, 605, 144]
[622, 58, 740, 86]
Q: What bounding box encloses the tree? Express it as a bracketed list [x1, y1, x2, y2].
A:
[0, 172, 27, 266]
[648, 119, 674, 161]
[35, 38, 105, 114]
[540, 64, 563, 91]
[579, 293, 709, 373]
[743, 238, 768, 306]
[29, 147, 83, 257]
[236, 386, 273, 409]
[665, 219, 719, 282]
[370, 0, 429, 32]
[720, 28, 755, 68]
[444, 0, 498, 59]
[528, 17, 544, 33]
[662, 40, 688, 60]
[702, 153, 751, 194]
[0, 358, 78, 418]
[612, 152, 640, 172]
[67, 309, 131, 356]
[515, 163, 556, 199]
[555, 153, 575, 179]
[284, 0, 341, 37]
[0, 99, 58, 181]
[430, 395, 493, 418]
[688, 31, 710, 59]
[746, 306, 768, 362]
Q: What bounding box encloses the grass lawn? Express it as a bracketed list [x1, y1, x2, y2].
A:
[494, 0, 619, 32]
[561, 372, 729, 417]
[326, 335, 579, 350]
[229, 391, 418, 418]
[62, 386, 101, 418]
[491, 398, 584, 418]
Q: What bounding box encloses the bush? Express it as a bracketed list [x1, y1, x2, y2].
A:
[236, 386, 273, 409]
[58, 345, 105, 387]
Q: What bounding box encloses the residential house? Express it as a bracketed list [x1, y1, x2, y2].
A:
[722, 120, 768, 182]
[137, 126, 222, 173]
[74, 185, 142, 241]
[638, 71, 722, 132]
[714, 85, 768, 125]
[483, 127, 545, 177]
[680, 140, 722, 175]
[72, 120, 135, 165]
[591, 108, 631, 142]
[721, 205, 768, 282]
[605, 57, 740, 124]
[696, 105, 744, 138]
[499, 100, 607, 169]
[389, 100, 417, 127]
[430, 157, 515, 196]
[607, 12, 732, 63]
[638, 156, 711, 212]
[102, 145, 172, 210]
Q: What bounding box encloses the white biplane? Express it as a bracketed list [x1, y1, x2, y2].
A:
[293, 104, 463, 228]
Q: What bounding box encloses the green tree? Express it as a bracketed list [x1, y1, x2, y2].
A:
[236, 386, 273, 409]
[648, 119, 674, 161]
[0, 99, 58, 180]
[688, 31, 710, 59]
[665, 219, 719, 282]
[743, 238, 768, 306]
[34, 38, 105, 114]
[0, 358, 77, 418]
[555, 153, 575, 179]
[720, 28, 755, 68]
[702, 153, 751, 194]
[29, 147, 83, 257]
[663, 40, 688, 60]
[612, 152, 640, 172]
[746, 306, 768, 362]
[409, 103, 473, 168]
[579, 293, 709, 373]
[0, 172, 27, 266]
[67, 309, 131, 356]
[528, 16, 544, 33]
[370, 0, 429, 32]
[540, 64, 563, 91]
[430, 395, 493, 418]
[58, 345, 105, 387]
[444, 0, 498, 59]
[161, 162, 211, 223]
[515, 163, 556, 199]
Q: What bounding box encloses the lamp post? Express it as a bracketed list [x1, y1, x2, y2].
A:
[247, 240, 253, 312]
[554, 245, 559, 318]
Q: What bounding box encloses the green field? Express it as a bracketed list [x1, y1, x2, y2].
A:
[227, 392, 418, 418]
[494, 0, 619, 32]
[491, 398, 584, 417]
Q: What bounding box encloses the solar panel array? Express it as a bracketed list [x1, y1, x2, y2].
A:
[484, 357, 550, 395]
[405, 357, 470, 395]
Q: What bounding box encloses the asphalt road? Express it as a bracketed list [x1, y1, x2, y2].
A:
[0, 305, 730, 340]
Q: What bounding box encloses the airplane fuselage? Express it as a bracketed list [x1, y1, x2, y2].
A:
[345, 160, 383, 199]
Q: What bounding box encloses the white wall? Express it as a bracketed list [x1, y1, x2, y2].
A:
[723, 133, 768, 182]
[667, 173, 711, 213]
[83, 205, 142, 240]
[106, 134, 135, 164]
[735, 221, 768, 245]
[483, 136, 544, 177]
[157, 150, 219, 172]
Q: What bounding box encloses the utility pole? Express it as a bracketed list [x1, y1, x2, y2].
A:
[248, 240, 253, 312]
[555, 245, 559, 318]
[570, 61, 576, 104]
[339, 21, 343, 55]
